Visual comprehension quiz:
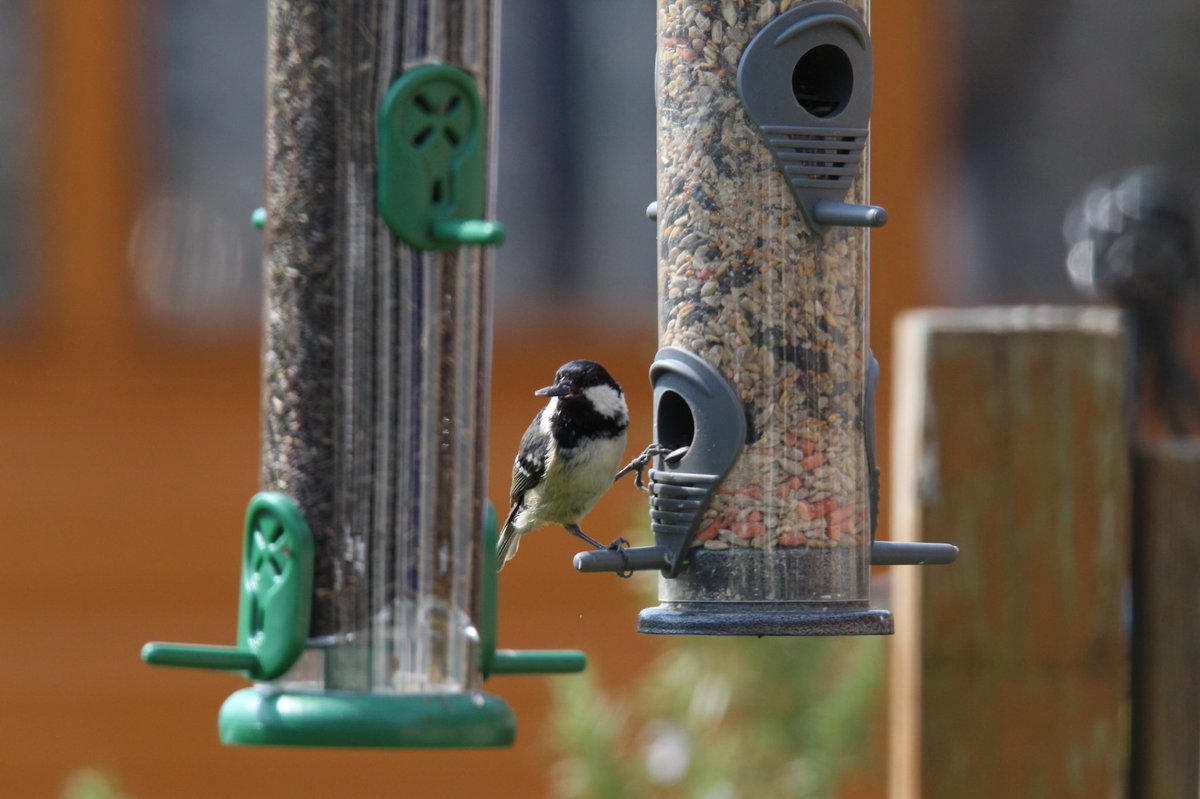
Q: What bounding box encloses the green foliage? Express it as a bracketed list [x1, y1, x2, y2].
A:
[61, 770, 135, 799]
[549, 630, 884, 799]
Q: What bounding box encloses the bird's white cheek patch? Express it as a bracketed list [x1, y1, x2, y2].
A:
[584, 384, 626, 419]
[540, 398, 558, 434]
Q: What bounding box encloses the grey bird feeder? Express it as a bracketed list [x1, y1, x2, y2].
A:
[575, 0, 955, 636]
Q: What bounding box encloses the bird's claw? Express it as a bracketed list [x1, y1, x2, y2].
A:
[604, 537, 634, 579]
[614, 444, 675, 492]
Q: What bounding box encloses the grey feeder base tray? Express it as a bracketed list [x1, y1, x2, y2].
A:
[637, 603, 894, 637]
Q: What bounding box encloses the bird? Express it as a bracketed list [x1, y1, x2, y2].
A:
[497, 359, 631, 570]
[1064, 166, 1200, 435]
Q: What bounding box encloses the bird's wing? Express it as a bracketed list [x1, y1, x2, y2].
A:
[509, 409, 549, 508]
[498, 412, 551, 571]
[496, 515, 521, 570]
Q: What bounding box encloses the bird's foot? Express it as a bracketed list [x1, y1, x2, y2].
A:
[566, 524, 608, 551]
[605, 538, 634, 579]
[614, 444, 676, 492]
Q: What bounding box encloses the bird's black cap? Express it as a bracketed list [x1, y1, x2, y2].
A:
[535, 359, 621, 397]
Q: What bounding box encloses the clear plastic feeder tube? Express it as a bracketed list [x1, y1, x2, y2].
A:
[647, 0, 887, 634]
[261, 0, 495, 692]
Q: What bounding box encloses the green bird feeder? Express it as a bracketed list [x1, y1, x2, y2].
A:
[142, 0, 582, 749]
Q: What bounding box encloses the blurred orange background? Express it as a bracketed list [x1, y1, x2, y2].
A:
[0, 1, 949, 796]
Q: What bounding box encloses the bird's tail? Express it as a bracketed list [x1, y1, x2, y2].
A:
[496, 521, 521, 571]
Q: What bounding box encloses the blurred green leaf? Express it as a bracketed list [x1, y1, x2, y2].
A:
[61, 770, 135, 799]
[548, 595, 884, 799]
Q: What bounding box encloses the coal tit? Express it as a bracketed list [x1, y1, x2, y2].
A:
[497, 360, 630, 569]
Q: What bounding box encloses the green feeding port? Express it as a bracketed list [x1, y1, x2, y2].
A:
[141, 493, 313, 682]
[377, 64, 505, 251]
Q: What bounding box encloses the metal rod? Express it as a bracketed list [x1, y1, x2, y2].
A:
[573, 546, 672, 574]
[870, 540, 958, 566]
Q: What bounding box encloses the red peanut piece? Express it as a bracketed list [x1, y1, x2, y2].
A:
[800, 453, 825, 471]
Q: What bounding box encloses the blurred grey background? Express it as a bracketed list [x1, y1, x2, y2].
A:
[943, 0, 1200, 302]
[0, 0, 1198, 322]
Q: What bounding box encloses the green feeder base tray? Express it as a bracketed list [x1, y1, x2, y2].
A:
[219, 687, 516, 749]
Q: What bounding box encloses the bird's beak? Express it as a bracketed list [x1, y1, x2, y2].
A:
[535, 384, 572, 398]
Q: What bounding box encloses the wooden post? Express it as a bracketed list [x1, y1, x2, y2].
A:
[888, 307, 1130, 798]
[1130, 440, 1200, 798]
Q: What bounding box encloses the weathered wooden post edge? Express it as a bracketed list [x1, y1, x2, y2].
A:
[1130, 439, 1200, 798]
[888, 306, 1130, 798]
